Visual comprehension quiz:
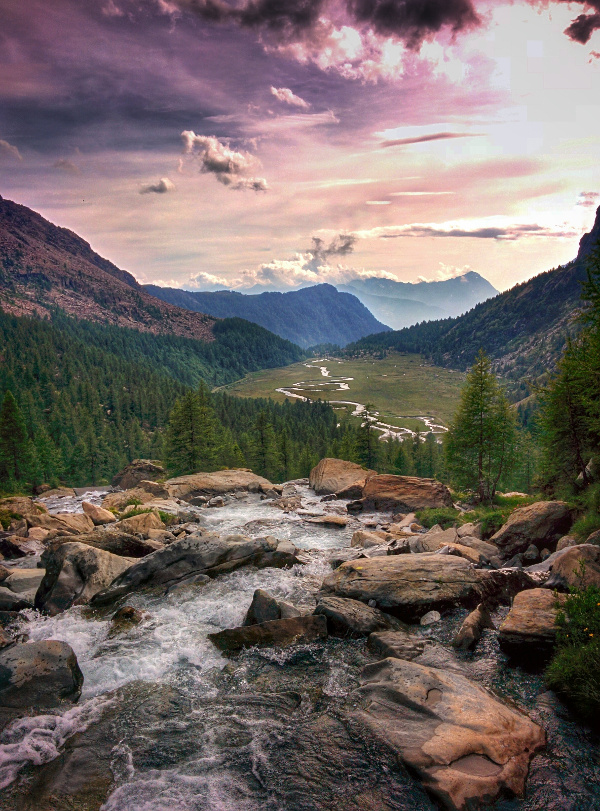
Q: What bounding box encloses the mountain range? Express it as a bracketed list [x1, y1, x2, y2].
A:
[347, 206, 600, 390]
[337, 272, 498, 329]
[144, 283, 390, 349]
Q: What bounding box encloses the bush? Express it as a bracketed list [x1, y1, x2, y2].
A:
[545, 584, 600, 720]
[478, 510, 505, 539]
[0, 509, 22, 530]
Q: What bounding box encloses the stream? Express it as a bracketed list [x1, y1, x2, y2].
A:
[1, 486, 599, 810]
[276, 360, 447, 441]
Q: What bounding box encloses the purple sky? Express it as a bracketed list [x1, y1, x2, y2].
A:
[1, 0, 600, 293]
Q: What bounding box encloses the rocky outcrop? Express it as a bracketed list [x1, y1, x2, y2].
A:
[353, 475, 453, 513]
[26, 511, 95, 536]
[0, 586, 32, 611]
[35, 542, 135, 615]
[114, 510, 165, 536]
[112, 459, 166, 490]
[490, 501, 572, 559]
[0, 640, 83, 708]
[166, 469, 273, 502]
[82, 501, 117, 526]
[320, 554, 483, 621]
[498, 588, 566, 661]
[243, 589, 301, 626]
[545, 543, 600, 590]
[0, 533, 45, 558]
[3, 568, 45, 603]
[91, 533, 305, 606]
[452, 604, 495, 651]
[208, 614, 327, 653]
[314, 595, 405, 637]
[309, 458, 374, 498]
[101, 487, 157, 512]
[351, 657, 545, 811]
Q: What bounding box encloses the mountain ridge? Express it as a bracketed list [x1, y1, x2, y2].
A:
[144, 282, 391, 348]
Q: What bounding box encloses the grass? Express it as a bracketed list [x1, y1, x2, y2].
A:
[222, 353, 465, 430]
[120, 506, 175, 525]
[546, 583, 600, 721]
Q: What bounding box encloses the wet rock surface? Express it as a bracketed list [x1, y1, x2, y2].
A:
[314, 594, 406, 636]
[0, 640, 83, 712]
[0, 480, 599, 811]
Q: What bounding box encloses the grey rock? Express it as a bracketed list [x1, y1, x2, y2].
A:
[0, 586, 32, 611]
[91, 533, 305, 606]
[208, 614, 328, 653]
[314, 595, 405, 637]
[367, 629, 427, 661]
[491, 501, 572, 559]
[0, 640, 83, 709]
[243, 589, 301, 626]
[420, 610, 441, 626]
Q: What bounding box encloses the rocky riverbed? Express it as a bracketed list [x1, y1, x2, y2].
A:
[0, 466, 599, 811]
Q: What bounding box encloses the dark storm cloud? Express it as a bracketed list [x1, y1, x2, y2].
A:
[564, 11, 600, 43]
[378, 223, 577, 240]
[310, 233, 357, 259]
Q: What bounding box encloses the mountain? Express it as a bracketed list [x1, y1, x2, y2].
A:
[0, 194, 306, 384]
[347, 206, 600, 389]
[337, 271, 498, 329]
[0, 194, 215, 340]
[144, 282, 391, 348]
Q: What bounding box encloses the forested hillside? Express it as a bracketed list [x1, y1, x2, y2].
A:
[145, 283, 390, 348]
[346, 208, 600, 389]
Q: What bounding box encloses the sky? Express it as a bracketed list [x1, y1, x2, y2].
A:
[1, 0, 600, 294]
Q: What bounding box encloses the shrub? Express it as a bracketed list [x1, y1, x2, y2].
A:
[0, 509, 22, 530]
[545, 583, 600, 720]
[120, 506, 175, 526]
[478, 510, 504, 539]
[415, 507, 460, 529]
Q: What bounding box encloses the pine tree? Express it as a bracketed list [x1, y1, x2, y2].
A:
[250, 410, 281, 480]
[355, 403, 379, 470]
[165, 387, 222, 475]
[0, 391, 34, 483]
[445, 350, 518, 502]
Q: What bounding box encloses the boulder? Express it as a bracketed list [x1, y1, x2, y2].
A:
[352, 657, 545, 810]
[114, 510, 165, 536]
[356, 475, 453, 513]
[243, 589, 301, 626]
[457, 522, 482, 540]
[166, 469, 273, 502]
[0, 533, 45, 558]
[91, 533, 305, 606]
[420, 610, 441, 626]
[351, 529, 387, 548]
[498, 588, 566, 661]
[101, 488, 156, 512]
[545, 543, 600, 591]
[309, 458, 374, 498]
[137, 479, 170, 498]
[490, 501, 572, 559]
[40, 487, 76, 498]
[108, 605, 145, 636]
[27, 512, 95, 536]
[556, 535, 577, 552]
[82, 501, 117, 526]
[320, 553, 484, 621]
[208, 614, 327, 653]
[411, 527, 459, 552]
[585, 528, 600, 545]
[452, 604, 495, 651]
[0, 640, 83, 708]
[3, 568, 45, 596]
[27, 526, 50, 542]
[35, 542, 135, 615]
[307, 514, 349, 527]
[0, 496, 43, 517]
[314, 595, 405, 637]
[0, 586, 32, 611]
[367, 629, 428, 661]
[51, 530, 164, 559]
[112, 459, 166, 490]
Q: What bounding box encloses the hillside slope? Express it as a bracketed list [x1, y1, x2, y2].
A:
[0, 195, 215, 340]
[338, 271, 498, 329]
[347, 206, 600, 386]
[144, 282, 390, 348]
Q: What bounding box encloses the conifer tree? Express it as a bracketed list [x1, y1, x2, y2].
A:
[445, 350, 517, 502]
[165, 386, 222, 475]
[0, 391, 34, 482]
[250, 410, 281, 480]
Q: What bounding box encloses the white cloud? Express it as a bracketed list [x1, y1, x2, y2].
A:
[181, 131, 268, 191]
[270, 86, 310, 109]
[0, 139, 22, 161]
[139, 177, 176, 194]
[187, 271, 230, 290]
[418, 263, 474, 282]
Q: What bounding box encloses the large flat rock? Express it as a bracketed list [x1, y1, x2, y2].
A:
[358, 475, 453, 513]
[320, 554, 483, 621]
[314, 595, 406, 637]
[91, 533, 304, 606]
[351, 657, 545, 811]
[166, 469, 273, 501]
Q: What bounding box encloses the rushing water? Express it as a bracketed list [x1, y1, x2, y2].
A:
[1, 487, 599, 810]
